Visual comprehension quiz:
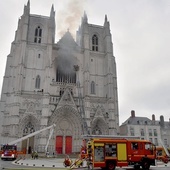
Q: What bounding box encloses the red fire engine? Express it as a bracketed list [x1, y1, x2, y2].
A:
[0, 124, 56, 161]
[0, 144, 17, 160]
[82, 135, 156, 170]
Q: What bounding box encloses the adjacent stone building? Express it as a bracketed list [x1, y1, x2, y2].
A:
[120, 110, 170, 148]
[0, 1, 119, 154]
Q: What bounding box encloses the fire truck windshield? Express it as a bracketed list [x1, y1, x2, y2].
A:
[2, 145, 17, 151]
[145, 143, 155, 155]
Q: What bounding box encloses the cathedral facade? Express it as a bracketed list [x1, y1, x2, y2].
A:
[0, 1, 119, 154]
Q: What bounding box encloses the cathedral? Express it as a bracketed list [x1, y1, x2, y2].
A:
[0, 1, 119, 154]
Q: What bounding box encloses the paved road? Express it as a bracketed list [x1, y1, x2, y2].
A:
[0, 158, 170, 170]
[0, 159, 21, 169]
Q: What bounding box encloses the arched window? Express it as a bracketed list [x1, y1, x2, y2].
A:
[91, 81, 95, 94]
[34, 26, 42, 43]
[92, 34, 98, 51]
[35, 75, 40, 89]
[23, 122, 35, 136]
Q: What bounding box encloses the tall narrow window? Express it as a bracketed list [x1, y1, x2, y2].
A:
[92, 34, 98, 51]
[140, 129, 145, 136]
[35, 75, 40, 89]
[91, 81, 95, 94]
[153, 129, 157, 136]
[130, 127, 135, 136]
[34, 26, 42, 43]
[148, 129, 152, 136]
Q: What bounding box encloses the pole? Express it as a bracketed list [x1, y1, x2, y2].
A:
[26, 138, 29, 154]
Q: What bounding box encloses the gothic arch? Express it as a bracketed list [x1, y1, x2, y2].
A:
[48, 105, 82, 137]
[91, 81, 95, 94]
[18, 114, 40, 152]
[48, 105, 83, 153]
[92, 33, 99, 51]
[91, 117, 109, 135]
[19, 114, 39, 137]
[35, 75, 40, 89]
[34, 24, 43, 43]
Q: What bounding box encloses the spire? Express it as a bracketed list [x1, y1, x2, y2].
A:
[27, 0, 30, 7]
[83, 11, 88, 23]
[105, 14, 108, 22]
[50, 4, 55, 18]
[24, 0, 30, 15]
[104, 14, 110, 28]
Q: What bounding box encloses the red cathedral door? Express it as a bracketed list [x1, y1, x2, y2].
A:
[56, 136, 63, 154]
[65, 136, 72, 154]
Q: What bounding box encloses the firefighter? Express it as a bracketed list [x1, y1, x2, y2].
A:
[63, 155, 72, 167]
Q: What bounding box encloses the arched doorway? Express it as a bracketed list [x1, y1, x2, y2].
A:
[19, 114, 39, 153]
[49, 106, 82, 154]
[22, 122, 35, 153]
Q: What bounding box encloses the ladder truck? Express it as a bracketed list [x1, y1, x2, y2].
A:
[1, 124, 56, 160]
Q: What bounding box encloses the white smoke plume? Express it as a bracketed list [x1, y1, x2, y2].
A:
[56, 0, 86, 39]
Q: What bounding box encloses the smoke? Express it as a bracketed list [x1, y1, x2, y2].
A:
[56, 0, 86, 39]
[56, 48, 77, 75]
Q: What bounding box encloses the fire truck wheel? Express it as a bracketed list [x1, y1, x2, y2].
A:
[106, 161, 116, 170]
[141, 160, 150, 170]
[134, 164, 140, 170]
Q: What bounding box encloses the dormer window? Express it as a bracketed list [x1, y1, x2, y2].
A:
[92, 34, 98, 51]
[34, 26, 42, 43]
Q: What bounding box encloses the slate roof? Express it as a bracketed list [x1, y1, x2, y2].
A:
[121, 115, 170, 128]
[57, 30, 78, 48]
[121, 116, 152, 125]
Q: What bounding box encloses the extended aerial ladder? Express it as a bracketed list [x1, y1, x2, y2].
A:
[74, 65, 88, 135]
[82, 134, 141, 139]
[8, 124, 56, 153]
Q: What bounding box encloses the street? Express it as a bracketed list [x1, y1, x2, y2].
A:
[0, 159, 16, 169]
[0, 159, 170, 170]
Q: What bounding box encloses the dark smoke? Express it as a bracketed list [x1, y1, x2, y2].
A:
[56, 48, 77, 75]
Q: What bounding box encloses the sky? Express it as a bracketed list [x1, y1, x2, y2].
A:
[0, 0, 170, 124]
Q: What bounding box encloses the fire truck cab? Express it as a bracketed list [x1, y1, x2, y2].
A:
[1, 144, 17, 160]
[85, 137, 156, 170]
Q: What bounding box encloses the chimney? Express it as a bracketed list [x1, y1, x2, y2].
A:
[152, 114, 155, 121]
[131, 110, 135, 118]
[160, 115, 165, 127]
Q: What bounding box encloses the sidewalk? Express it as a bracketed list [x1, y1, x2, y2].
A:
[14, 158, 65, 168]
[13, 157, 170, 169]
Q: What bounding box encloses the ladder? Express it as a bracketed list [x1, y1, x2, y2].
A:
[74, 65, 88, 135]
[159, 138, 170, 157]
[82, 134, 141, 139]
